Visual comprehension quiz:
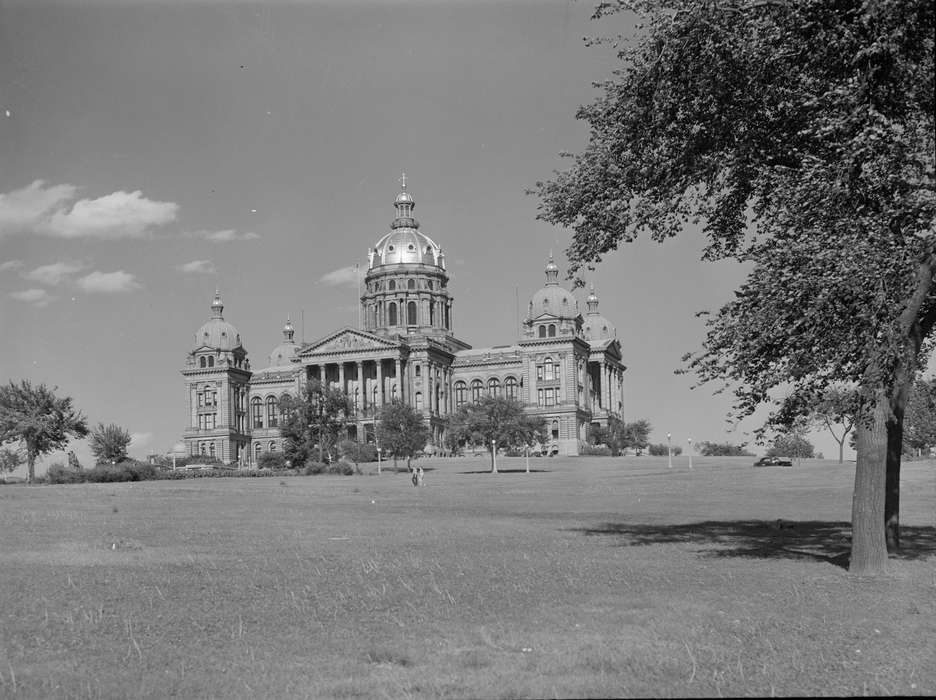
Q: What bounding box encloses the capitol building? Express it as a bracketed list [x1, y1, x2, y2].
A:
[181, 181, 626, 465]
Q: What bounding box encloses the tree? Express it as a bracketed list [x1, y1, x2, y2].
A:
[699, 442, 754, 457]
[375, 400, 429, 470]
[648, 443, 682, 457]
[536, 0, 934, 573]
[813, 387, 859, 464]
[767, 433, 815, 464]
[89, 422, 132, 464]
[620, 419, 651, 455]
[0, 446, 23, 474]
[904, 377, 936, 456]
[0, 380, 89, 483]
[448, 396, 546, 473]
[279, 379, 352, 465]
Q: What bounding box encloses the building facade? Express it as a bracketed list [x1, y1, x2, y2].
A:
[181, 181, 626, 464]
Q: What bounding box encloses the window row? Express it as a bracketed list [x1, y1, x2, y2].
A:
[536, 357, 559, 381]
[453, 376, 519, 407]
[198, 355, 215, 368]
[250, 395, 293, 429]
[371, 279, 437, 292]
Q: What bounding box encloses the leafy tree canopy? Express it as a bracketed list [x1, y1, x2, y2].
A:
[904, 377, 936, 455]
[698, 441, 754, 457]
[376, 400, 429, 469]
[89, 422, 132, 464]
[536, 0, 934, 573]
[448, 396, 546, 472]
[0, 446, 23, 474]
[0, 380, 89, 483]
[279, 379, 352, 465]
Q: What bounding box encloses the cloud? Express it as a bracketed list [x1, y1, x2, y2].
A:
[10, 288, 53, 307]
[186, 229, 260, 243]
[0, 181, 178, 239]
[24, 261, 86, 286]
[0, 259, 24, 272]
[44, 190, 178, 239]
[176, 259, 217, 274]
[0, 181, 77, 236]
[318, 265, 361, 287]
[76, 270, 142, 294]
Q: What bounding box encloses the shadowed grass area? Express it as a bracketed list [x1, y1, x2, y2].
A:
[0, 456, 933, 698]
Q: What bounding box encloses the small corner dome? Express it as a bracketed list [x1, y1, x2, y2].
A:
[583, 314, 616, 341]
[529, 285, 577, 320]
[268, 341, 298, 367]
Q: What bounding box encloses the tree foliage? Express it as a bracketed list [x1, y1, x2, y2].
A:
[279, 379, 352, 465]
[904, 377, 936, 455]
[698, 442, 754, 457]
[89, 422, 132, 464]
[0, 380, 89, 483]
[536, 0, 935, 573]
[0, 446, 23, 474]
[375, 400, 429, 469]
[767, 433, 815, 462]
[447, 396, 547, 472]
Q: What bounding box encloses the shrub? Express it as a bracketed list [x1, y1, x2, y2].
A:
[47, 462, 86, 484]
[303, 461, 328, 475]
[329, 459, 356, 475]
[257, 452, 287, 470]
[648, 443, 683, 456]
[580, 444, 612, 456]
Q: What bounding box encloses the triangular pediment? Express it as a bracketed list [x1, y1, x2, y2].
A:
[589, 337, 622, 360]
[298, 327, 401, 356]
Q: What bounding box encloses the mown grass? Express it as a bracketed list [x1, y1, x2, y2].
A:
[0, 456, 933, 698]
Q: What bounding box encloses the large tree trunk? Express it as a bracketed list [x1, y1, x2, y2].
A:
[850, 389, 889, 574]
[26, 452, 36, 484]
[885, 400, 905, 553]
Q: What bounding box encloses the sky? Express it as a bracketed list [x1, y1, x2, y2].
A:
[0, 0, 872, 473]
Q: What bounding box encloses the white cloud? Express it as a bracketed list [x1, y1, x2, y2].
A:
[0, 181, 178, 239]
[10, 288, 53, 307]
[186, 229, 260, 243]
[76, 270, 142, 294]
[24, 261, 85, 286]
[0, 181, 77, 236]
[44, 190, 178, 239]
[318, 265, 361, 287]
[0, 259, 24, 272]
[176, 259, 217, 274]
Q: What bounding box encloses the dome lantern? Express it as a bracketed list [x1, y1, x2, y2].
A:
[544, 255, 560, 286]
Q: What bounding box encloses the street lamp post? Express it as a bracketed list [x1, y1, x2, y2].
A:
[667, 432, 672, 469]
[491, 438, 497, 474]
[525, 444, 530, 474]
[376, 441, 382, 475]
[687, 437, 693, 470]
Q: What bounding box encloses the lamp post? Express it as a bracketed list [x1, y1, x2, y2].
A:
[687, 437, 693, 470]
[376, 441, 382, 475]
[667, 432, 672, 469]
[525, 444, 530, 474]
[491, 438, 497, 474]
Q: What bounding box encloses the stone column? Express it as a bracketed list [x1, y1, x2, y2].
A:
[356, 361, 364, 414]
[395, 358, 403, 402]
[559, 354, 567, 405]
[376, 359, 384, 407]
[425, 361, 433, 413]
[338, 362, 346, 395]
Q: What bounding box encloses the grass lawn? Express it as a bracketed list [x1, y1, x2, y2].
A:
[0, 456, 933, 698]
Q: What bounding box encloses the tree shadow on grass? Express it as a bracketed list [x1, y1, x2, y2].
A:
[458, 469, 551, 474]
[573, 520, 936, 569]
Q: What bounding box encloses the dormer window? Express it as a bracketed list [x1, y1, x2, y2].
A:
[208, 356, 215, 368]
[200, 356, 206, 368]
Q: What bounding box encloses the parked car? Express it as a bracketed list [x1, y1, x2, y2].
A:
[753, 456, 793, 467]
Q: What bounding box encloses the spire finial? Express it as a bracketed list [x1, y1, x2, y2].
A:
[210, 290, 224, 318]
[399, 171, 407, 190]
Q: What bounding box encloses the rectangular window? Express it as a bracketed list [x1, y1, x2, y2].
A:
[536, 365, 544, 381]
[197, 392, 204, 408]
[537, 388, 544, 406]
[545, 388, 555, 406]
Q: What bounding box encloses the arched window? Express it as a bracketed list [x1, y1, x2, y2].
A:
[488, 378, 500, 397]
[254, 443, 262, 463]
[269, 441, 276, 452]
[470, 379, 483, 402]
[251, 397, 263, 429]
[538, 325, 547, 338]
[505, 376, 518, 400]
[544, 357, 554, 381]
[454, 381, 467, 407]
[208, 356, 215, 367]
[552, 420, 560, 440]
[200, 442, 207, 456]
[388, 302, 398, 326]
[415, 392, 423, 410]
[199, 356, 206, 368]
[209, 442, 216, 458]
[415, 365, 421, 377]
[407, 279, 416, 290]
[548, 324, 557, 337]
[389, 280, 396, 291]
[266, 396, 278, 428]
[407, 301, 417, 325]
[427, 281, 433, 290]
[280, 394, 292, 422]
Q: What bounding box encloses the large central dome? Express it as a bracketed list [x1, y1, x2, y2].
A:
[368, 180, 445, 269]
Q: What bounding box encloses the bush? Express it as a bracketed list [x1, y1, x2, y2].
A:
[47, 462, 85, 484]
[698, 441, 754, 457]
[84, 460, 160, 483]
[339, 440, 378, 463]
[257, 452, 287, 470]
[330, 458, 356, 475]
[580, 444, 612, 456]
[648, 443, 683, 456]
[303, 461, 328, 475]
